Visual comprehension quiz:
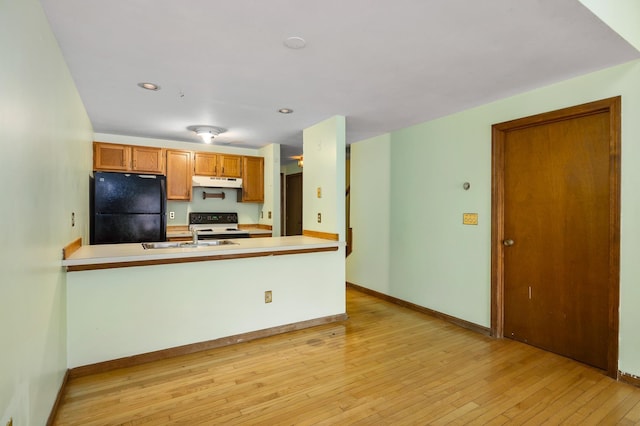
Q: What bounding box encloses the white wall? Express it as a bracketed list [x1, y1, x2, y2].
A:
[67, 248, 345, 367]
[167, 189, 260, 225]
[302, 116, 346, 240]
[95, 132, 260, 156]
[348, 59, 640, 377]
[579, 0, 640, 50]
[259, 144, 281, 236]
[0, 0, 93, 424]
[281, 161, 303, 176]
[346, 134, 391, 293]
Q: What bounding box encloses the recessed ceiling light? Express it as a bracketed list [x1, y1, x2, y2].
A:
[137, 82, 160, 91]
[278, 108, 294, 114]
[283, 36, 306, 49]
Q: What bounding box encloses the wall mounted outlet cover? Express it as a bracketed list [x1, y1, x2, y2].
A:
[317, 187, 322, 198]
[169, 211, 175, 220]
[317, 213, 322, 223]
[265, 290, 272, 303]
[268, 211, 272, 219]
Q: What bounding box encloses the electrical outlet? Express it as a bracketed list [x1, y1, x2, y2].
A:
[317, 187, 322, 198]
[317, 213, 322, 223]
[71, 212, 75, 227]
[265, 290, 272, 303]
[169, 211, 175, 220]
[268, 211, 272, 219]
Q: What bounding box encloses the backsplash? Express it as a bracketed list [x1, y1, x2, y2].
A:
[167, 188, 261, 225]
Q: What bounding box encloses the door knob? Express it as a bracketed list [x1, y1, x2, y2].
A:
[503, 239, 515, 246]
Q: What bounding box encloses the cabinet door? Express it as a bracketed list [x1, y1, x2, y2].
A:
[193, 152, 218, 176]
[239, 156, 264, 203]
[132, 146, 165, 174]
[166, 150, 193, 201]
[218, 155, 242, 178]
[94, 142, 130, 171]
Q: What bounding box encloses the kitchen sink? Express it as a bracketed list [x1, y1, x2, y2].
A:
[183, 240, 238, 247]
[142, 242, 182, 249]
[142, 240, 238, 249]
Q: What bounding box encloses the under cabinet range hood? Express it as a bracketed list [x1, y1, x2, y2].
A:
[192, 176, 243, 188]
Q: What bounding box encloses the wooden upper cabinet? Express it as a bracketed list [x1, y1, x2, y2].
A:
[131, 146, 165, 174]
[193, 152, 242, 178]
[218, 155, 242, 178]
[94, 142, 130, 172]
[93, 142, 164, 174]
[166, 150, 193, 201]
[193, 152, 218, 176]
[239, 156, 264, 203]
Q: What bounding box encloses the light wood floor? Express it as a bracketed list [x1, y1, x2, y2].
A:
[54, 288, 640, 425]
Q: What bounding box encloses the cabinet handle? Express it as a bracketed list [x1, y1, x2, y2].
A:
[222, 167, 225, 175]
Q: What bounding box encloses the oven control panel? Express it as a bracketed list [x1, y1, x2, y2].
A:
[189, 212, 239, 225]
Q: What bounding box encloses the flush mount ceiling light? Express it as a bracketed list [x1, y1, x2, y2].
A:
[187, 126, 227, 144]
[283, 36, 306, 49]
[291, 155, 303, 168]
[278, 108, 294, 114]
[137, 82, 160, 91]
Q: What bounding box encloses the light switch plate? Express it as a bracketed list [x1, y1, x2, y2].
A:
[463, 213, 478, 225]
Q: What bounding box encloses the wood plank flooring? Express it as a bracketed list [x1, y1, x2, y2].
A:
[53, 288, 640, 425]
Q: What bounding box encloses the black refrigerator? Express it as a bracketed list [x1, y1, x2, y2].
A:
[90, 172, 167, 244]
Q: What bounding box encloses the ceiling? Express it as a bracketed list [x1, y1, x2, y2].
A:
[40, 0, 639, 160]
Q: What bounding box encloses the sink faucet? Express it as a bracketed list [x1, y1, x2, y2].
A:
[191, 229, 199, 244]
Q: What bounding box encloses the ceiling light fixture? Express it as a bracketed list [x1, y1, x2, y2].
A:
[291, 155, 303, 168]
[284, 36, 306, 49]
[278, 108, 294, 114]
[196, 128, 216, 144]
[137, 82, 160, 91]
[187, 126, 227, 144]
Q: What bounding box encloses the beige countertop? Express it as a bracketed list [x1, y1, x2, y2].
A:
[62, 236, 342, 271]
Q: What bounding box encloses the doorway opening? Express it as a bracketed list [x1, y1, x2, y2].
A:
[285, 172, 303, 236]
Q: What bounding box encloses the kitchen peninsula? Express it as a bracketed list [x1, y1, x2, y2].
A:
[63, 236, 346, 370]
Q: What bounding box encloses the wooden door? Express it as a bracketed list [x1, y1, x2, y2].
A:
[239, 156, 264, 203]
[218, 155, 242, 178]
[492, 97, 620, 376]
[286, 173, 303, 236]
[193, 152, 217, 176]
[132, 146, 165, 174]
[93, 142, 130, 171]
[166, 150, 193, 201]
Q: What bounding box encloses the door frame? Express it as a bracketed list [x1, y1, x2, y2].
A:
[491, 97, 621, 377]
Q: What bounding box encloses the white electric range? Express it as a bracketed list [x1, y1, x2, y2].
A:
[188, 212, 250, 239]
